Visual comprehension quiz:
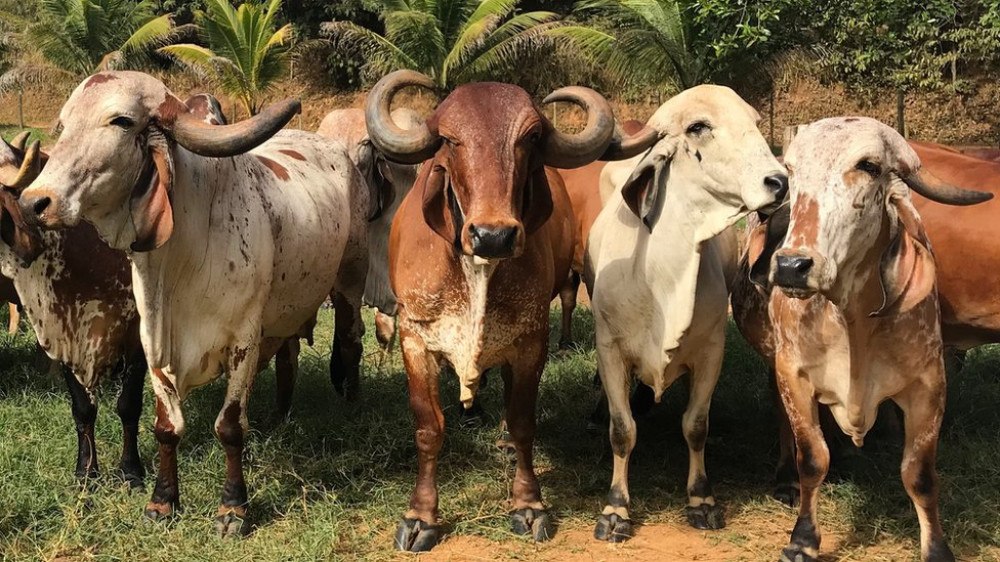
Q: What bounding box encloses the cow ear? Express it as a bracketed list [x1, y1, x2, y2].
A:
[130, 138, 174, 252]
[358, 140, 393, 222]
[871, 183, 936, 316]
[620, 142, 675, 231]
[421, 164, 460, 246]
[748, 205, 790, 288]
[522, 166, 554, 235]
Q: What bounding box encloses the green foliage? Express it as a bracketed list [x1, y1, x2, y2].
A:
[20, 0, 176, 76]
[323, 0, 565, 89]
[160, 0, 292, 116]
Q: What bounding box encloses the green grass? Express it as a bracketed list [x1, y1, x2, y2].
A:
[1, 306, 1000, 560]
[0, 126, 52, 146]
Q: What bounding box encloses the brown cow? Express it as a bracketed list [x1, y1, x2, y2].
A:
[735, 117, 991, 562]
[365, 70, 650, 551]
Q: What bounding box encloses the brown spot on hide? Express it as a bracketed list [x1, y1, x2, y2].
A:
[231, 346, 249, 369]
[257, 156, 290, 181]
[84, 74, 118, 90]
[151, 367, 175, 392]
[209, 118, 220, 126]
[279, 149, 306, 161]
[788, 195, 820, 247]
[155, 95, 189, 128]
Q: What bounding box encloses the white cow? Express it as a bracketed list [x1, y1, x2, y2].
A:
[20, 71, 368, 536]
[585, 85, 787, 541]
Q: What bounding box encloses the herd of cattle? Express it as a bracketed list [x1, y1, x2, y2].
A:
[0, 68, 997, 561]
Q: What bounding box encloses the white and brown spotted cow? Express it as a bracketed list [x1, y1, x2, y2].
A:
[585, 85, 787, 541]
[742, 117, 991, 562]
[19, 71, 368, 536]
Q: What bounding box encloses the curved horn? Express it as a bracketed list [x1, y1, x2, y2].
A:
[169, 98, 301, 158]
[2, 140, 43, 192]
[9, 131, 30, 153]
[541, 86, 616, 169]
[364, 70, 440, 165]
[600, 121, 662, 161]
[902, 168, 994, 206]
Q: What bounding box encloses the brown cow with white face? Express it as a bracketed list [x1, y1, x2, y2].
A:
[366, 70, 648, 551]
[18, 71, 369, 536]
[741, 117, 991, 562]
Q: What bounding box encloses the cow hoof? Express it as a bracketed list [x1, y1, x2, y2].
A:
[685, 503, 725, 530]
[927, 539, 956, 562]
[511, 508, 553, 541]
[143, 503, 177, 523]
[214, 512, 250, 538]
[394, 518, 440, 552]
[594, 513, 632, 542]
[459, 401, 486, 429]
[779, 544, 817, 562]
[772, 482, 799, 508]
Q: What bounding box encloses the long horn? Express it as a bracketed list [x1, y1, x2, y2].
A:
[9, 131, 30, 152]
[902, 168, 994, 206]
[541, 86, 616, 169]
[169, 99, 301, 158]
[600, 121, 661, 161]
[365, 70, 440, 165]
[2, 140, 43, 192]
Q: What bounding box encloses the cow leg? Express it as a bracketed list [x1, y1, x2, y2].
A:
[274, 337, 299, 420]
[395, 328, 444, 552]
[777, 372, 827, 562]
[145, 371, 185, 522]
[683, 344, 725, 530]
[62, 365, 99, 482]
[558, 272, 580, 351]
[895, 380, 954, 562]
[329, 292, 363, 401]
[374, 311, 396, 352]
[214, 343, 260, 537]
[7, 302, 19, 333]
[594, 346, 636, 542]
[771, 368, 800, 507]
[504, 336, 552, 541]
[116, 352, 147, 489]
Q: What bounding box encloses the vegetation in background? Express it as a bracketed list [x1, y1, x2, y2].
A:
[321, 0, 566, 90]
[160, 0, 292, 116]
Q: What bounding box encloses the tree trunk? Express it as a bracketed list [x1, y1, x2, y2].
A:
[895, 89, 905, 137]
[769, 89, 775, 148]
[17, 88, 24, 129]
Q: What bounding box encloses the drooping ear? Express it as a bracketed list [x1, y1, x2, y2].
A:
[130, 132, 174, 252]
[871, 179, 936, 316]
[748, 205, 790, 288]
[522, 166, 554, 235]
[620, 140, 676, 231]
[0, 189, 42, 265]
[421, 162, 461, 246]
[358, 140, 393, 222]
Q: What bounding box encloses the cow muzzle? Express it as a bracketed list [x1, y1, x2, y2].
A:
[772, 250, 818, 298]
[466, 222, 523, 259]
[19, 188, 66, 229]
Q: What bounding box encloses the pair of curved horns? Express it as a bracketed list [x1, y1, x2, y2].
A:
[1, 132, 43, 192]
[166, 98, 302, 158]
[900, 168, 994, 206]
[364, 70, 662, 168]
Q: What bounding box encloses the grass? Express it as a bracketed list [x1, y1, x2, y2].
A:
[0, 126, 52, 146]
[1, 306, 1000, 561]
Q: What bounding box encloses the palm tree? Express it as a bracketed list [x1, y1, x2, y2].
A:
[22, 0, 176, 76]
[559, 0, 703, 93]
[160, 0, 292, 116]
[322, 0, 564, 89]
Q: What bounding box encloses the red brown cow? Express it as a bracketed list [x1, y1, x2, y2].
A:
[365, 70, 647, 551]
[734, 118, 992, 561]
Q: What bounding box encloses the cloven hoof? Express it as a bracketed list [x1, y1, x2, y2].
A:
[511, 508, 553, 541]
[594, 513, 632, 542]
[394, 518, 441, 552]
[214, 511, 250, 538]
[685, 503, 725, 530]
[779, 544, 817, 562]
[772, 481, 800, 508]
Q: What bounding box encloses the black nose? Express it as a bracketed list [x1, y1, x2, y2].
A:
[764, 174, 789, 202]
[774, 254, 813, 288]
[21, 196, 51, 218]
[469, 224, 518, 258]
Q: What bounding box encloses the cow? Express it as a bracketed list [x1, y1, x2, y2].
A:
[734, 136, 1000, 509]
[738, 117, 990, 562]
[585, 85, 787, 542]
[19, 71, 369, 536]
[317, 108, 421, 358]
[364, 70, 649, 551]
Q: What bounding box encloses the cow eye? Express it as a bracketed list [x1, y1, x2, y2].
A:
[110, 116, 135, 129]
[686, 121, 710, 135]
[855, 160, 882, 177]
[526, 130, 542, 144]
